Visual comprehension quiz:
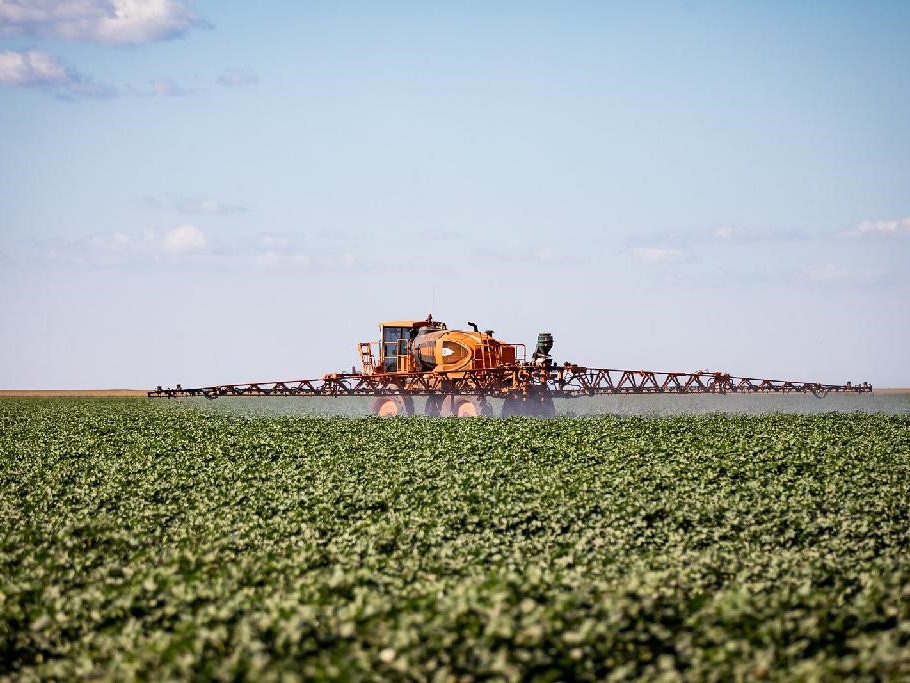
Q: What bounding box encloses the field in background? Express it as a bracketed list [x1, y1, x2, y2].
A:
[1, 398, 908, 679]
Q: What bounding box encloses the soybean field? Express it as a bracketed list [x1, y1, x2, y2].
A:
[1, 398, 908, 681]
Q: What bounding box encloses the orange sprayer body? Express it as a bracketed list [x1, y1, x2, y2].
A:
[360, 317, 524, 376]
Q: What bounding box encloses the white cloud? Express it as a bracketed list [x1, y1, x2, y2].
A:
[0, 47, 118, 99]
[842, 216, 910, 239]
[160, 224, 206, 253]
[0, 0, 204, 45]
[217, 68, 257, 87]
[632, 247, 688, 265]
[0, 48, 67, 85]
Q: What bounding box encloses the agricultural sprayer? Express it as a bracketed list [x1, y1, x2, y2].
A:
[149, 315, 871, 415]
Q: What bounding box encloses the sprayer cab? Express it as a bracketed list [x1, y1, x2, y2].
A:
[372, 316, 447, 373]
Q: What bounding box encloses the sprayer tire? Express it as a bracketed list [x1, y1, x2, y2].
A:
[440, 395, 493, 417]
[370, 395, 415, 417]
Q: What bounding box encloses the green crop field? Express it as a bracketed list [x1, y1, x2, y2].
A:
[1, 399, 908, 681]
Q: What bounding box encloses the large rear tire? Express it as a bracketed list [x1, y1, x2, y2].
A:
[370, 395, 415, 416]
[440, 395, 493, 417]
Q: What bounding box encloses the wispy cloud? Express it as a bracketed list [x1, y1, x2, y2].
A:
[0, 48, 117, 99]
[841, 216, 910, 239]
[217, 68, 257, 87]
[707, 224, 808, 243]
[13, 227, 364, 270]
[144, 194, 248, 214]
[631, 247, 689, 265]
[251, 233, 358, 270]
[0, 49, 205, 101]
[0, 0, 206, 45]
[0, 47, 66, 85]
[629, 224, 809, 251]
[148, 78, 199, 97]
[29, 224, 208, 266]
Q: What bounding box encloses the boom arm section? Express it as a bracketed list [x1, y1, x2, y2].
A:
[555, 367, 870, 397]
[148, 365, 871, 399]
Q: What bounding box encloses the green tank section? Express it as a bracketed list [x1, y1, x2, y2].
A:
[536, 332, 553, 357]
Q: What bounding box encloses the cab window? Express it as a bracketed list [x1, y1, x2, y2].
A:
[382, 326, 409, 372]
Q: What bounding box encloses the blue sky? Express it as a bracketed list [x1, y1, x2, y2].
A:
[1, 1, 908, 389]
